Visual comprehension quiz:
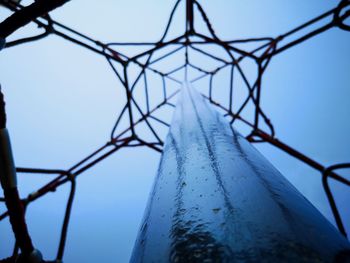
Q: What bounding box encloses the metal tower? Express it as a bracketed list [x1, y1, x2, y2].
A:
[131, 85, 350, 262]
[0, 0, 349, 262]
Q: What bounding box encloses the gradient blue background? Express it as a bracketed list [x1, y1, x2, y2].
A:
[0, 0, 349, 262]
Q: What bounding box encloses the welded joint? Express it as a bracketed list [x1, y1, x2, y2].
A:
[334, 0, 350, 31]
[322, 164, 350, 238]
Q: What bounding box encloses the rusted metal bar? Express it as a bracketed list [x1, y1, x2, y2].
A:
[254, 130, 350, 186]
[0, 0, 69, 39]
[323, 164, 350, 238]
[131, 85, 350, 262]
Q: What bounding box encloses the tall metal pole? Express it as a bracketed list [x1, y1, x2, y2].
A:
[130, 84, 350, 262]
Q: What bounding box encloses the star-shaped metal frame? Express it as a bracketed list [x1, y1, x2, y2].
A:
[0, 0, 349, 261]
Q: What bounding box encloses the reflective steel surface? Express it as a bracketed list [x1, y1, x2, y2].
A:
[130, 85, 350, 263]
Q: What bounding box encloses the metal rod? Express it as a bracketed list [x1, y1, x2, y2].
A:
[186, 0, 194, 34]
[131, 85, 350, 262]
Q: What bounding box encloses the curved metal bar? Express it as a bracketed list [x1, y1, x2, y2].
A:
[323, 164, 350, 238]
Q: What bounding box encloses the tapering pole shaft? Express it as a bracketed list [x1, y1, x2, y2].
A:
[131, 85, 350, 262]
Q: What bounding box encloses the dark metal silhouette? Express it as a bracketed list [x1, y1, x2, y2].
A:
[131, 85, 350, 262]
[0, 0, 349, 261]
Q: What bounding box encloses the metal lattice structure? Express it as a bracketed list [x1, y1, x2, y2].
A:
[0, 0, 349, 262]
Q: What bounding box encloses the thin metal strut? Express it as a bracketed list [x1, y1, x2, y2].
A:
[186, 0, 194, 34]
[131, 85, 350, 262]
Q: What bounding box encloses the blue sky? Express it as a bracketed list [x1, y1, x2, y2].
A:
[0, 0, 349, 262]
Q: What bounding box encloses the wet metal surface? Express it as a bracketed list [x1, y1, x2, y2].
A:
[130, 85, 350, 263]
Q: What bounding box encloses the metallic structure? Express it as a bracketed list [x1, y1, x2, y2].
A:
[131, 85, 350, 262]
[0, 0, 349, 262]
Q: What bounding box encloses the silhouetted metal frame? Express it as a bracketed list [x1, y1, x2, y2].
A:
[0, 0, 349, 261]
